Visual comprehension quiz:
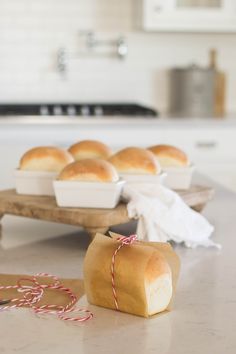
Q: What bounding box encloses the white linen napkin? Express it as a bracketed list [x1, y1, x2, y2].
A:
[122, 184, 221, 249]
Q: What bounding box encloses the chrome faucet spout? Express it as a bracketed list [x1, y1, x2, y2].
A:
[117, 36, 128, 59]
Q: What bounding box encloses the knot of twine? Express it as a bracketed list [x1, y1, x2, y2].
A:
[0, 273, 93, 323]
[111, 235, 138, 310]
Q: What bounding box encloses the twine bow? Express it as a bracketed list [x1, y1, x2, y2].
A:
[0, 273, 93, 323]
[111, 235, 138, 310]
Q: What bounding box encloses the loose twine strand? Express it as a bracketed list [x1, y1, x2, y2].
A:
[0, 272, 93, 322]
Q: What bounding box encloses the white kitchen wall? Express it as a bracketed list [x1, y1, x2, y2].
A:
[0, 0, 236, 112]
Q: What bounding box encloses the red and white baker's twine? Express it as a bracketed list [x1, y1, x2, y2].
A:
[0, 273, 93, 322]
[111, 234, 138, 310]
[0, 236, 137, 319]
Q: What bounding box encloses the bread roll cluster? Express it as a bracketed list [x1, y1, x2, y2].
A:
[19, 140, 189, 182]
[18, 140, 115, 182]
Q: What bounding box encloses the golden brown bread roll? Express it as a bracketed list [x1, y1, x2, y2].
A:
[84, 233, 176, 317]
[109, 147, 161, 175]
[148, 144, 189, 167]
[19, 146, 74, 172]
[58, 158, 119, 182]
[68, 140, 112, 161]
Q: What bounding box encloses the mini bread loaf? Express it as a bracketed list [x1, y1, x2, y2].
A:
[84, 233, 180, 317]
[148, 145, 189, 167]
[109, 147, 161, 175]
[68, 140, 112, 161]
[19, 146, 74, 172]
[58, 158, 119, 182]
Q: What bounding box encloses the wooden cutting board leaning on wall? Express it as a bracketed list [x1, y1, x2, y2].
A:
[209, 48, 226, 118]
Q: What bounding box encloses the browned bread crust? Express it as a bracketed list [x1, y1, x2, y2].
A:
[109, 147, 161, 175]
[19, 146, 74, 172]
[58, 158, 119, 182]
[148, 144, 189, 167]
[68, 140, 112, 161]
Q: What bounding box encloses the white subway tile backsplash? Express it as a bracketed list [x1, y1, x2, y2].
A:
[0, 0, 235, 112]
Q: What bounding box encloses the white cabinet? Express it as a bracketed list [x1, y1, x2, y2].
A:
[142, 0, 236, 32]
[154, 127, 236, 190]
[197, 163, 236, 190]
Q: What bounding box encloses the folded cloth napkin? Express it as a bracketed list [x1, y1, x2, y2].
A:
[122, 184, 221, 249]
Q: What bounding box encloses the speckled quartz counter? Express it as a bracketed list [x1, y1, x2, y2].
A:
[0, 178, 236, 354]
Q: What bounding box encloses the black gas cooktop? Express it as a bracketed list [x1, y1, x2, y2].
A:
[0, 103, 158, 117]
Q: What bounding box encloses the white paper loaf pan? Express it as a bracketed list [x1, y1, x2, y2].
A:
[14, 170, 57, 196]
[119, 172, 166, 190]
[53, 179, 125, 209]
[163, 165, 195, 190]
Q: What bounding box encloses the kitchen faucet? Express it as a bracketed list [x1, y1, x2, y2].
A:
[82, 30, 128, 60]
[56, 31, 128, 76]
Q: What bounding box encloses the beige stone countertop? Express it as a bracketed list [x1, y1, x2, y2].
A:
[0, 178, 235, 354]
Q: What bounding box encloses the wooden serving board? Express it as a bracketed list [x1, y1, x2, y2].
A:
[0, 186, 214, 239]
